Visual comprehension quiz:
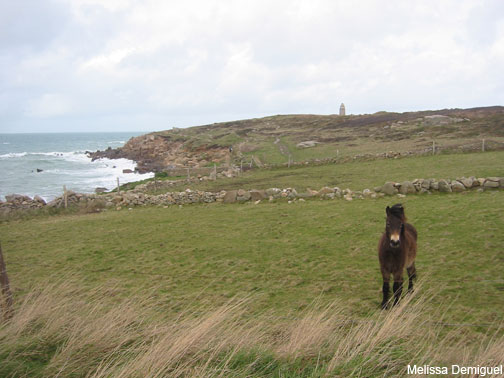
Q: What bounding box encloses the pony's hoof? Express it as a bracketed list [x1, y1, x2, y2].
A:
[380, 302, 389, 310]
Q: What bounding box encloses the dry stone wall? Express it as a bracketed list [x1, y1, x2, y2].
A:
[1, 176, 503, 216]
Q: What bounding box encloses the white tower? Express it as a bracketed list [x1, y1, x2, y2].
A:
[339, 103, 346, 116]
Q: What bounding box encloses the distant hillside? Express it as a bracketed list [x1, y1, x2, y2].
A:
[91, 106, 504, 172]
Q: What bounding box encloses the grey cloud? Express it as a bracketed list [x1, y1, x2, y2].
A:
[0, 0, 70, 51]
[0, 0, 503, 133]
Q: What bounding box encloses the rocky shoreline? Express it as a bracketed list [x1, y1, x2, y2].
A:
[1, 176, 503, 216]
[88, 133, 229, 173]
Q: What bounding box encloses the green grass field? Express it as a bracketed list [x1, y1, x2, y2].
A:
[147, 150, 504, 194]
[1, 151, 503, 376]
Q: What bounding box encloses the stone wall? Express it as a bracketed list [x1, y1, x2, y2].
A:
[1, 176, 503, 216]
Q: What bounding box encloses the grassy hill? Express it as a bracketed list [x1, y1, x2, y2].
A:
[92, 106, 504, 172]
[157, 106, 504, 165]
[1, 147, 504, 376]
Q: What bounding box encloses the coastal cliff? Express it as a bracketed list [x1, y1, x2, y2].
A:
[90, 133, 229, 173]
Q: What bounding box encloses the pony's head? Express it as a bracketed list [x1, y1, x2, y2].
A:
[385, 204, 406, 249]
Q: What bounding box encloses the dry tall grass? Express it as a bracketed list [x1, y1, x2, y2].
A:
[0, 279, 502, 377]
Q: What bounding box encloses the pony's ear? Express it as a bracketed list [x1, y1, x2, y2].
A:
[386, 206, 390, 215]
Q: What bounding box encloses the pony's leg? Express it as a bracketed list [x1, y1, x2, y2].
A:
[392, 272, 403, 306]
[407, 263, 417, 292]
[381, 270, 390, 309]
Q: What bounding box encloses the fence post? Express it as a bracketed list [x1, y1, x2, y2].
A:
[214, 164, 217, 180]
[288, 154, 291, 168]
[117, 177, 120, 194]
[187, 167, 190, 180]
[240, 160, 243, 175]
[432, 141, 436, 155]
[250, 156, 253, 168]
[337, 149, 339, 158]
[63, 185, 68, 208]
[0, 243, 13, 321]
[482, 139, 485, 152]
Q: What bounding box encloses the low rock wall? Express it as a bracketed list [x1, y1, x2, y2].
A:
[1, 176, 503, 215]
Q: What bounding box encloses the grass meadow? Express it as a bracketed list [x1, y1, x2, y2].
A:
[1, 151, 504, 376]
[160, 150, 504, 193]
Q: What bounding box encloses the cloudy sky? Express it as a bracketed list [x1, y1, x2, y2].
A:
[1, 0, 503, 133]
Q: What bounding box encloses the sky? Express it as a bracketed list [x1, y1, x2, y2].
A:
[1, 0, 503, 133]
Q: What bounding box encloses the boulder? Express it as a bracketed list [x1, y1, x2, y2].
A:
[422, 115, 453, 125]
[237, 189, 251, 202]
[249, 190, 267, 201]
[33, 195, 46, 204]
[421, 179, 431, 190]
[318, 187, 335, 195]
[500, 178, 504, 188]
[399, 181, 415, 194]
[458, 177, 473, 188]
[333, 187, 342, 198]
[122, 169, 134, 174]
[5, 194, 32, 203]
[362, 189, 372, 197]
[95, 187, 108, 193]
[483, 180, 499, 188]
[430, 181, 439, 190]
[266, 188, 281, 198]
[286, 188, 298, 199]
[438, 180, 452, 192]
[222, 190, 237, 204]
[373, 186, 382, 193]
[451, 181, 465, 192]
[296, 141, 319, 148]
[382, 182, 398, 196]
[412, 180, 423, 192]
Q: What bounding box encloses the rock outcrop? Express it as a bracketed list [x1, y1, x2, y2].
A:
[89, 134, 229, 173]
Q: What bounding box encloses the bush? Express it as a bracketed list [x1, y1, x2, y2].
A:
[155, 171, 169, 178]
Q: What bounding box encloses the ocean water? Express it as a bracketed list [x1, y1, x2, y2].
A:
[0, 132, 154, 201]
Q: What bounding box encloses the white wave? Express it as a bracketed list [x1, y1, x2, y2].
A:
[107, 140, 126, 144]
[1, 151, 153, 200]
[0, 152, 27, 158]
[2, 142, 10, 145]
[0, 151, 92, 164]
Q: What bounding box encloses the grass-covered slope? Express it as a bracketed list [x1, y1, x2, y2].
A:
[157, 106, 504, 166]
[3, 191, 503, 319]
[93, 106, 504, 171]
[1, 150, 504, 376]
[123, 150, 504, 193]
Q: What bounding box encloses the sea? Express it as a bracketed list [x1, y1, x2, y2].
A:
[0, 132, 154, 201]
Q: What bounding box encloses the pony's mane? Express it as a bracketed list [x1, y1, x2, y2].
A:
[389, 203, 407, 221]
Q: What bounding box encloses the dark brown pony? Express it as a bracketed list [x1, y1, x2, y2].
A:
[378, 204, 417, 309]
